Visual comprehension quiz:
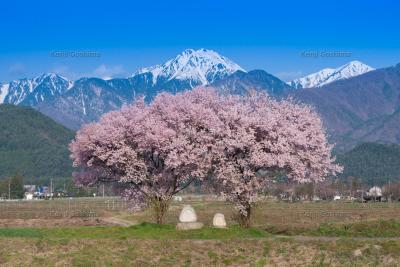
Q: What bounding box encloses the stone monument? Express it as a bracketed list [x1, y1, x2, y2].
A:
[212, 213, 227, 228]
[176, 205, 203, 230]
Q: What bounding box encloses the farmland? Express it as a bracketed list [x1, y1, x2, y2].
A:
[1, 197, 400, 266]
[0, 197, 127, 220]
[2, 196, 400, 229]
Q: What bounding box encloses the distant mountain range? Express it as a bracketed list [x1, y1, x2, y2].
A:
[0, 48, 399, 152]
[0, 49, 248, 129]
[210, 69, 295, 96]
[292, 63, 400, 151]
[0, 73, 73, 106]
[289, 61, 374, 89]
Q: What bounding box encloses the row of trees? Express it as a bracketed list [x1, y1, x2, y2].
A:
[0, 173, 24, 199]
[268, 178, 360, 201]
[268, 177, 400, 202]
[70, 88, 342, 227]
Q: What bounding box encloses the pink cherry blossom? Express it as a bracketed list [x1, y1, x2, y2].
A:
[70, 87, 342, 226]
[203, 90, 342, 226]
[70, 90, 218, 223]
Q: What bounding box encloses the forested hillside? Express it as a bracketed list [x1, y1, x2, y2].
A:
[337, 142, 400, 185]
[0, 104, 74, 179]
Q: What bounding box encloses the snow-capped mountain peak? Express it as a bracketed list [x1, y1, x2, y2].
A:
[0, 73, 73, 105]
[289, 68, 335, 89]
[329, 60, 374, 81]
[134, 48, 245, 85]
[289, 60, 374, 89]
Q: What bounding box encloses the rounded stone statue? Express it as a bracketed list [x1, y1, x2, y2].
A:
[176, 205, 203, 230]
[212, 213, 227, 228]
[179, 205, 197, 223]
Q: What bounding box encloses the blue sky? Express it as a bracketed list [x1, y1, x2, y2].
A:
[1, 0, 399, 82]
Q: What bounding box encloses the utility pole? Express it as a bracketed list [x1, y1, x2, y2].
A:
[362, 189, 364, 204]
[8, 179, 11, 200]
[50, 178, 53, 200]
[102, 183, 105, 198]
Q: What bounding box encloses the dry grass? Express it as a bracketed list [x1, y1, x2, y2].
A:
[1, 237, 400, 266]
[1, 197, 400, 266]
[0, 217, 115, 228]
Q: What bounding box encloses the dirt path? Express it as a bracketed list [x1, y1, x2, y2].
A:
[101, 217, 138, 227]
[272, 235, 400, 241]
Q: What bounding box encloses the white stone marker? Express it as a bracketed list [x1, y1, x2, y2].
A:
[176, 205, 203, 230]
[179, 205, 197, 222]
[212, 213, 227, 228]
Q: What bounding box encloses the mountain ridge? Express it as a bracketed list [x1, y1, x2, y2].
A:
[133, 48, 245, 85]
[290, 61, 374, 89]
[210, 69, 295, 96]
[1, 50, 399, 152]
[3, 49, 290, 130]
[290, 63, 400, 151]
[0, 73, 73, 106]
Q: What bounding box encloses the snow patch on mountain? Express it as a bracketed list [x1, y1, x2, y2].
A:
[289, 61, 374, 89]
[289, 68, 335, 89]
[0, 73, 72, 105]
[134, 48, 245, 85]
[0, 83, 10, 104]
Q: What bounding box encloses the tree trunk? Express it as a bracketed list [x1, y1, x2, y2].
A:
[239, 206, 252, 228]
[150, 197, 171, 224]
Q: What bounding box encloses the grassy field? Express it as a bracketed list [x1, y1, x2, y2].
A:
[1, 197, 400, 266]
[1, 224, 400, 266]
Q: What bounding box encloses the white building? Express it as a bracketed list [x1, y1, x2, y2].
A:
[25, 192, 34, 200]
[367, 186, 382, 198]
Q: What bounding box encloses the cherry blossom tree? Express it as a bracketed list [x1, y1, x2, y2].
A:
[69, 89, 219, 224]
[70, 87, 341, 226]
[206, 93, 343, 227]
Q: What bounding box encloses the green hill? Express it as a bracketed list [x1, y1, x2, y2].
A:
[337, 142, 400, 185]
[0, 104, 75, 180]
